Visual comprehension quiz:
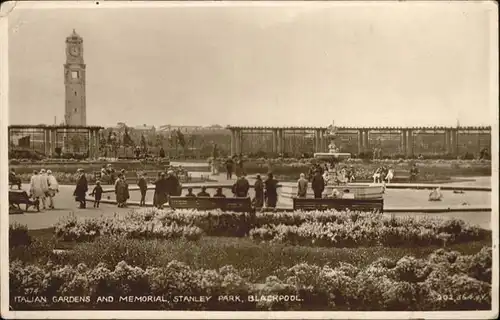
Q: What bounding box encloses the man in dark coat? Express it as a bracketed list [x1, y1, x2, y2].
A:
[185, 187, 196, 197]
[165, 170, 181, 198]
[311, 170, 325, 199]
[253, 174, 264, 208]
[264, 173, 279, 208]
[233, 174, 250, 197]
[213, 187, 226, 198]
[153, 172, 168, 208]
[73, 168, 88, 209]
[159, 147, 166, 158]
[138, 172, 148, 207]
[225, 157, 235, 180]
[197, 186, 211, 198]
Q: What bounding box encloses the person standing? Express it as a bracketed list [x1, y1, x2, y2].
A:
[30, 170, 46, 209]
[165, 170, 181, 202]
[115, 174, 128, 208]
[297, 173, 308, 198]
[153, 172, 168, 208]
[74, 168, 88, 209]
[237, 155, 245, 177]
[264, 172, 279, 209]
[39, 169, 50, 209]
[159, 147, 166, 158]
[225, 157, 235, 180]
[138, 172, 148, 207]
[46, 170, 59, 209]
[253, 174, 264, 208]
[311, 170, 325, 199]
[234, 173, 250, 197]
[91, 181, 103, 208]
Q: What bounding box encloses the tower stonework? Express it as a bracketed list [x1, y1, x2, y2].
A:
[64, 29, 86, 126]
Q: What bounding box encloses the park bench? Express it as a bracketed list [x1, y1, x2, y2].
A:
[392, 170, 410, 182]
[293, 197, 384, 213]
[169, 196, 254, 212]
[9, 190, 40, 212]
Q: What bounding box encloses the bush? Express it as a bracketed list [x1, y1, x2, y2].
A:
[9, 247, 491, 311]
[9, 223, 31, 247]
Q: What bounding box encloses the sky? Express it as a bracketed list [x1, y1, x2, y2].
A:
[5, 1, 498, 128]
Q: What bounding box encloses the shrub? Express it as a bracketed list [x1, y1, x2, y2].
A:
[9, 247, 492, 311]
[9, 223, 31, 247]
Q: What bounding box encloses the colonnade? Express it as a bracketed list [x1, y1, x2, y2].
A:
[8, 125, 103, 159]
[228, 126, 490, 157]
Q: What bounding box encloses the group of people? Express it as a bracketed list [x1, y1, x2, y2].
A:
[372, 166, 395, 184]
[25, 169, 60, 210]
[232, 173, 279, 208]
[151, 170, 182, 209]
[308, 163, 355, 185]
[177, 172, 279, 209]
[297, 171, 352, 199]
[224, 155, 245, 180]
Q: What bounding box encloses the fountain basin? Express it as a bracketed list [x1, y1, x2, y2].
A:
[280, 183, 384, 200]
[313, 152, 351, 161]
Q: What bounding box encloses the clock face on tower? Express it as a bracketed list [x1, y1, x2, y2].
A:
[69, 45, 80, 57]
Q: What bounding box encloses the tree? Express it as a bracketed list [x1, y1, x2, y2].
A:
[140, 134, 147, 153]
[69, 134, 83, 153]
[107, 131, 120, 158]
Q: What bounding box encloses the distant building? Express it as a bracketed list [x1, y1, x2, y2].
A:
[133, 124, 156, 133]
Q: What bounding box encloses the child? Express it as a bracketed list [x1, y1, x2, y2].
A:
[91, 181, 103, 208]
[138, 172, 148, 207]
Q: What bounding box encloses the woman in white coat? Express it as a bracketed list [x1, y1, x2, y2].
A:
[30, 170, 47, 209]
[46, 170, 59, 209]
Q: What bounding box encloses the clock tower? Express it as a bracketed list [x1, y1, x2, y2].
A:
[64, 29, 86, 126]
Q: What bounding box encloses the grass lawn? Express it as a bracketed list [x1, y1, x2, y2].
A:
[16, 228, 492, 283]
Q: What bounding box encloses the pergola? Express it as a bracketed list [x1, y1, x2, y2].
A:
[227, 125, 492, 157]
[8, 125, 104, 159]
[226, 126, 329, 156]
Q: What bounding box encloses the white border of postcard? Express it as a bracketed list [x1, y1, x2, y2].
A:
[1, 1, 498, 319]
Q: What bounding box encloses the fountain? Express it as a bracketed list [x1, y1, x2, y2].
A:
[281, 122, 385, 201]
[313, 122, 351, 162]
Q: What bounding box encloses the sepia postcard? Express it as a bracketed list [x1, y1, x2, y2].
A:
[0, 1, 498, 319]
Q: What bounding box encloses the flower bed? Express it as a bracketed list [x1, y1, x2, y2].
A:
[9, 247, 491, 310]
[53, 209, 489, 248]
[54, 213, 203, 242]
[249, 218, 488, 248]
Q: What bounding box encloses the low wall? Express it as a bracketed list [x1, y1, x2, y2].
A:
[9, 161, 210, 174]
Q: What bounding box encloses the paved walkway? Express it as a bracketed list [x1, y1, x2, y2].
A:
[9, 173, 493, 230]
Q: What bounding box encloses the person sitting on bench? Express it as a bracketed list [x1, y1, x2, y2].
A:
[197, 186, 211, 198]
[373, 168, 382, 184]
[185, 187, 196, 198]
[385, 168, 394, 184]
[9, 169, 21, 189]
[213, 187, 226, 198]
